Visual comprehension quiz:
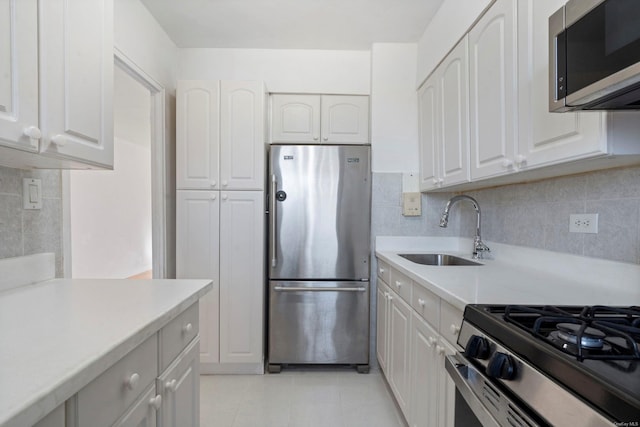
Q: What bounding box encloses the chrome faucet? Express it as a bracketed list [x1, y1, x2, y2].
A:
[439, 195, 490, 259]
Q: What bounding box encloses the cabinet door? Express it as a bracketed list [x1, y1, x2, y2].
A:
[388, 289, 412, 419]
[219, 191, 264, 364]
[176, 191, 220, 283]
[271, 94, 321, 143]
[39, 0, 114, 168]
[469, 0, 518, 180]
[177, 81, 220, 190]
[112, 385, 159, 427]
[439, 38, 470, 186]
[0, 0, 39, 152]
[418, 78, 440, 191]
[158, 339, 200, 427]
[321, 95, 369, 144]
[220, 81, 265, 190]
[376, 280, 390, 372]
[437, 338, 458, 427]
[33, 404, 64, 427]
[199, 282, 220, 368]
[410, 313, 439, 427]
[517, 0, 606, 169]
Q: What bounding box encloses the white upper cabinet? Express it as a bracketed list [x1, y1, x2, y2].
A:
[418, 38, 470, 191]
[220, 81, 266, 190]
[270, 94, 369, 144]
[0, 0, 113, 169]
[0, 0, 39, 153]
[469, 0, 518, 180]
[517, 0, 606, 169]
[176, 81, 220, 190]
[320, 95, 369, 144]
[418, 80, 439, 191]
[439, 38, 470, 187]
[177, 80, 265, 191]
[270, 94, 321, 143]
[38, 0, 114, 168]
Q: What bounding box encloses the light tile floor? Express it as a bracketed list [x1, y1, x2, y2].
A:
[200, 367, 407, 427]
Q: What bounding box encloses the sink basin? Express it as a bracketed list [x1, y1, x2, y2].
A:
[398, 253, 482, 266]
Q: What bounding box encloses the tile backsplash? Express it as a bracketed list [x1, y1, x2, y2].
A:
[0, 166, 63, 276]
[372, 166, 640, 264]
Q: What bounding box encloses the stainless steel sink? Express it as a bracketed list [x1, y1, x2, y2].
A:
[398, 253, 482, 266]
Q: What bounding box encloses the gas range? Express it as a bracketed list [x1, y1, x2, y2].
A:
[450, 304, 640, 426]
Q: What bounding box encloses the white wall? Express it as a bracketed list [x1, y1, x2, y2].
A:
[416, 0, 492, 86]
[178, 48, 371, 94]
[371, 43, 419, 173]
[70, 137, 152, 278]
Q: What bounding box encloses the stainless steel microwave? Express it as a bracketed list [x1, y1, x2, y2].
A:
[549, 0, 640, 112]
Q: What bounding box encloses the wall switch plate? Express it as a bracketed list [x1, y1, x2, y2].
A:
[23, 178, 42, 210]
[569, 213, 598, 233]
[402, 192, 422, 216]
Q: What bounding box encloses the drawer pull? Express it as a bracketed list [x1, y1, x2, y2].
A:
[428, 336, 437, 346]
[183, 323, 193, 334]
[450, 324, 460, 335]
[379, 267, 385, 274]
[165, 379, 178, 392]
[436, 345, 445, 355]
[418, 298, 426, 307]
[395, 280, 403, 288]
[210, 180, 217, 187]
[149, 395, 162, 410]
[125, 373, 140, 390]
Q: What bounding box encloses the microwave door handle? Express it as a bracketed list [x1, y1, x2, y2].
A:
[270, 174, 277, 268]
[444, 355, 501, 427]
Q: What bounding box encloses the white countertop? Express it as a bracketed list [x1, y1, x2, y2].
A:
[376, 237, 640, 311]
[0, 278, 212, 427]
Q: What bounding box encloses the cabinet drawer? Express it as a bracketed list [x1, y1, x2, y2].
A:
[76, 334, 158, 427]
[440, 301, 463, 344]
[389, 269, 413, 304]
[411, 284, 440, 328]
[377, 259, 391, 284]
[159, 302, 199, 371]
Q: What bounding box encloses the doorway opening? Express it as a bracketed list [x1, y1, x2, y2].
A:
[64, 50, 168, 279]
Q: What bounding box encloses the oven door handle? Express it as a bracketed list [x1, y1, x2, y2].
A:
[445, 354, 502, 427]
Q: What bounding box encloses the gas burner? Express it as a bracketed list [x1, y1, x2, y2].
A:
[556, 323, 606, 348]
[548, 323, 612, 355]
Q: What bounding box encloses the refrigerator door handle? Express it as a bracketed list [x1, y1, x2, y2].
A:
[270, 174, 277, 268]
[273, 286, 366, 292]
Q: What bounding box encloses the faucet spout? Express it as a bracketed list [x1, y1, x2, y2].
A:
[439, 195, 490, 259]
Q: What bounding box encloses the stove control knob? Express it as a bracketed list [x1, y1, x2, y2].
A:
[486, 352, 517, 380]
[465, 335, 490, 360]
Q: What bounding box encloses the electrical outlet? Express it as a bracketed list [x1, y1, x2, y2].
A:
[569, 213, 598, 233]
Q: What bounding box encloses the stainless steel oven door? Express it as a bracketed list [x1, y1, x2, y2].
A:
[444, 353, 541, 427]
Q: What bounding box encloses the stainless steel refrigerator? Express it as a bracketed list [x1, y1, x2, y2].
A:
[267, 144, 371, 373]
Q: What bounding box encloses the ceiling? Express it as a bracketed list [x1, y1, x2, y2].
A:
[140, 0, 445, 50]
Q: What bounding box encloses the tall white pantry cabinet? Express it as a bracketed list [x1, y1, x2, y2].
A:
[176, 80, 266, 374]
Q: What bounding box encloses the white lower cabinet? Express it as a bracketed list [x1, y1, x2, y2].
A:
[410, 313, 439, 427]
[112, 385, 158, 427]
[378, 259, 463, 427]
[176, 190, 265, 373]
[387, 289, 412, 416]
[376, 281, 390, 372]
[65, 303, 200, 427]
[33, 404, 64, 427]
[158, 339, 200, 427]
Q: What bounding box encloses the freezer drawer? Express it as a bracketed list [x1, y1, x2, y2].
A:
[268, 281, 369, 365]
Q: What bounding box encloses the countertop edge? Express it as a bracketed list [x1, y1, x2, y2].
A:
[375, 250, 470, 311]
[1, 279, 213, 427]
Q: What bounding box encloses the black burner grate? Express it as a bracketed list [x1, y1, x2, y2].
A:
[503, 305, 640, 361]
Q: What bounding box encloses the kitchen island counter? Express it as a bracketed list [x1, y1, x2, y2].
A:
[0, 278, 212, 427]
[376, 237, 640, 311]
